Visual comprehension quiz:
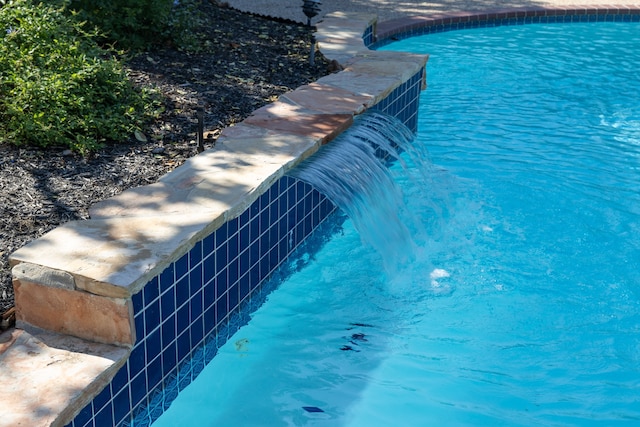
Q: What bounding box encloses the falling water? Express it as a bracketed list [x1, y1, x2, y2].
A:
[288, 111, 431, 271]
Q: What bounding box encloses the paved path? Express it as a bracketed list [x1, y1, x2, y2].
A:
[225, 0, 640, 24]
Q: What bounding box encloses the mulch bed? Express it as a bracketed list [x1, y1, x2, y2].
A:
[0, 1, 331, 324]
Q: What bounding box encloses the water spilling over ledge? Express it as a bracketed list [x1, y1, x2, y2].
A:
[288, 112, 425, 270]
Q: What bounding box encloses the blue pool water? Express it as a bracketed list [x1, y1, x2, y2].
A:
[154, 22, 640, 426]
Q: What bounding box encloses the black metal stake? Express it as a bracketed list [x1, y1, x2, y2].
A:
[196, 105, 204, 153]
[307, 17, 315, 67]
[302, 0, 321, 67]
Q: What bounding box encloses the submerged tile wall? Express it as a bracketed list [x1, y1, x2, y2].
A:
[67, 176, 338, 427]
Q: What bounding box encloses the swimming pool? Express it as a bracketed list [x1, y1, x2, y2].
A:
[152, 22, 640, 425]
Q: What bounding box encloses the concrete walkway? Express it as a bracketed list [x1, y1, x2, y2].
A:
[225, 0, 640, 24]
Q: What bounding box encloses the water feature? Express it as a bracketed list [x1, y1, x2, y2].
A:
[152, 21, 640, 426]
[288, 112, 428, 271]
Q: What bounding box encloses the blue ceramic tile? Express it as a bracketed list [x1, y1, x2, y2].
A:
[203, 279, 215, 308]
[269, 178, 279, 200]
[190, 290, 203, 322]
[202, 232, 215, 255]
[177, 331, 191, 363]
[249, 198, 260, 218]
[128, 344, 146, 378]
[215, 222, 228, 247]
[216, 242, 228, 270]
[94, 401, 114, 427]
[250, 265, 260, 289]
[278, 190, 289, 215]
[189, 240, 202, 267]
[175, 275, 189, 308]
[176, 303, 189, 333]
[269, 224, 279, 249]
[189, 263, 203, 294]
[144, 300, 160, 335]
[287, 184, 296, 209]
[145, 328, 161, 363]
[287, 208, 296, 230]
[250, 238, 260, 265]
[160, 289, 176, 319]
[174, 253, 189, 280]
[131, 291, 144, 313]
[227, 216, 239, 237]
[159, 264, 175, 294]
[112, 387, 131, 426]
[111, 364, 129, 393]
[161, 315, 176, 349]
[227, 233, 239, 261]
[239, 273, 250, 302]
[191, 316, 204, 346]
[278, 238, 289, 262]
[228, 258, 239, 287]
[216, 270, 228, 299]
[72, 400, 93, 427]
[92, 381, 112, 412]
[228, 284, 239, 311]
[249, 215, 260, 241]
[204, 305, 216, 333]
[143, 277, 160, 306]
[239, 225, 249, 250]
[147, 356, 163, 391]
[259, 208, 269, 233]
[259, 232, 270, 257]
[134, 311, 145, 340]
[259, 191, 270, 210]
[161, 342, 177, 377]
[203, 254, 215, 284]
[216, 297, 228, 323]
[130, 372, 148, 408]
[239, 248, 250, 274]
[239, 209, 249, 227]
[259, 255, 270, 281]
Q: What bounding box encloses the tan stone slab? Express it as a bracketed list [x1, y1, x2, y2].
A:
[316, 36, 370, 62]
[315, 71, 402, 105]
[316, 11, 378, 37]
[345, 50, 429, 82]
[243, 102, 353, 144]
[279, 83, 372, 115]
[0, 328, 128, 427]
[10, 212, 218, 297]
[12, 277, 133, 346]
[91, 129, 320, 220]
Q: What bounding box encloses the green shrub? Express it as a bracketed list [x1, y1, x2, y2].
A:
[0, 0, 159, 153]
[68, 0, 175, 50]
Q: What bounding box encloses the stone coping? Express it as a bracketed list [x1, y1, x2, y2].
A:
[0, 327, 128, 427]
[9, 11, 427, 302]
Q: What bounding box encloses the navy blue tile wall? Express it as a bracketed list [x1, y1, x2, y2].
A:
[66, 32, 426, 427]
[371, 67, 424, 132]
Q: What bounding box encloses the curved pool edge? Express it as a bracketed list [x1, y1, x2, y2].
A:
[373, 5, 640, 48]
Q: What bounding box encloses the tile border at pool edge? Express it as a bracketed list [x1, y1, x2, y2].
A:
[373, 5, 640, 47]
